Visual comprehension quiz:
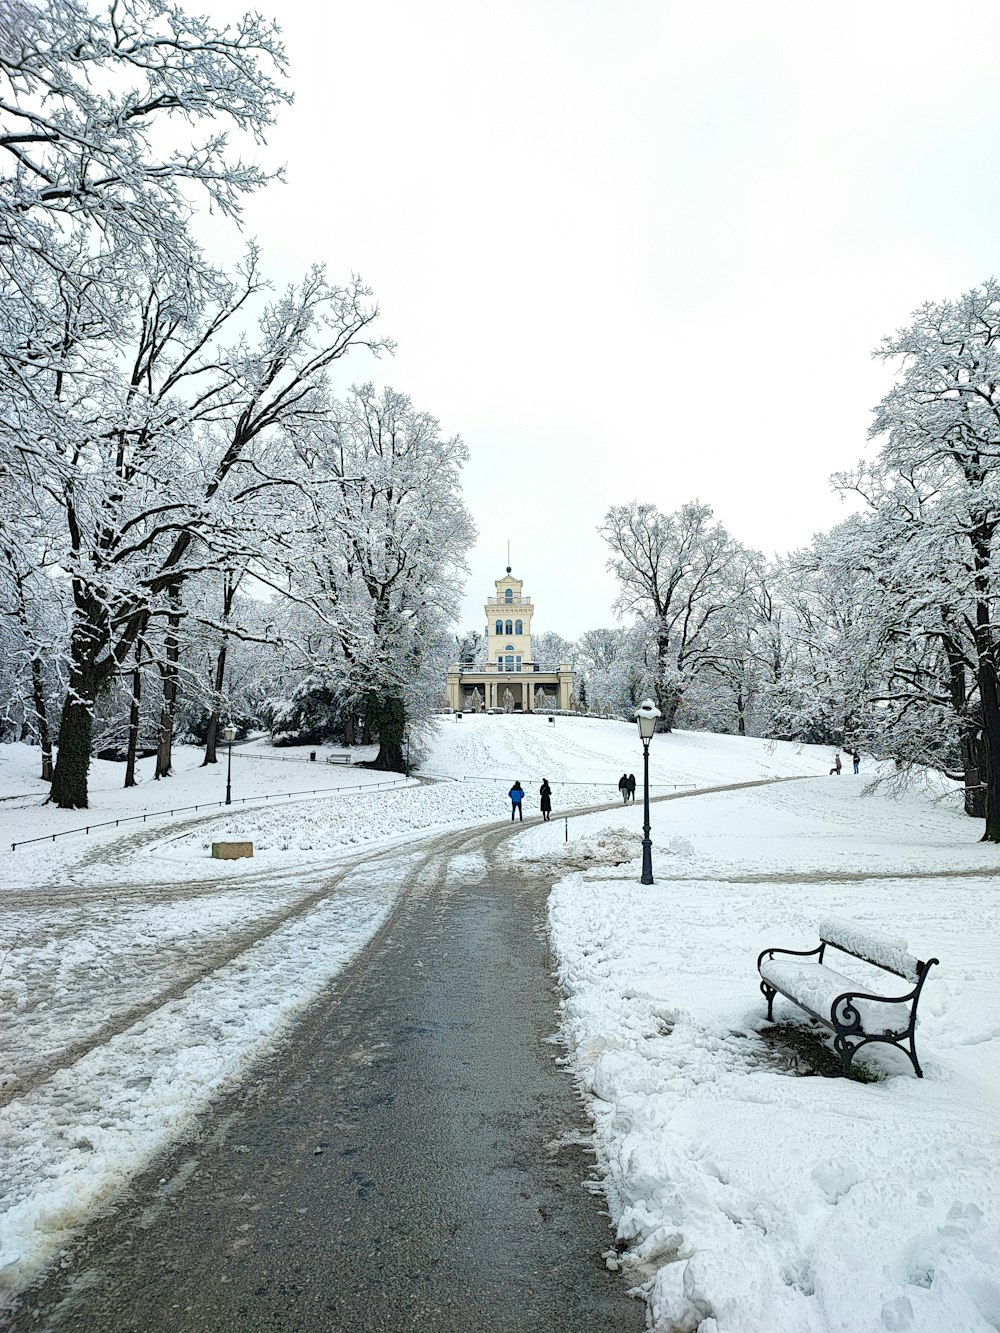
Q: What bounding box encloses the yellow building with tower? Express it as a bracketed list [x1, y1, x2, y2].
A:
[446, 567, 576, 712]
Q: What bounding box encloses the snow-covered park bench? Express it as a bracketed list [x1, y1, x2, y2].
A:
[757, 918, 939, 1079]
[325, 753, 352, 765]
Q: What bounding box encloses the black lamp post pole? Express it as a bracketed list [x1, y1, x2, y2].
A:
[225, 737, 233, 806]
[640, 736, 654, 884]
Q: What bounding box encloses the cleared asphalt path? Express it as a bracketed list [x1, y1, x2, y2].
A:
[9, 819, 644, 1333]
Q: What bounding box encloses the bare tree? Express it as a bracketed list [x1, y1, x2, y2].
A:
[31, 266, 384, 807]
[600, 501, 749, 730]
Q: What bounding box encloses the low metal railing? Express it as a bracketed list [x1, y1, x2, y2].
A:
[9, 776, 410, 851]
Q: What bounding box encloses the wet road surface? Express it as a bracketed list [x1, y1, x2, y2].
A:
[7, 820, 644, 1332]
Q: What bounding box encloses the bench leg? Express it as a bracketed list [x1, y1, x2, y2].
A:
[759, 980, 776, 1022]
[833, 1033, 857, 1078]
[903, 1033, 924, 1078]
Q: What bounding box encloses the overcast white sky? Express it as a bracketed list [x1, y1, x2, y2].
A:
[205, 0, 1000, 638]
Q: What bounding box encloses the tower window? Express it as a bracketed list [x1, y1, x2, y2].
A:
[505, 619, 513, 635]
[505, 655, 514, 671]
[504, 588, 513, 603]
[515, 619, 522, 635]
[495, 619, 502, 635]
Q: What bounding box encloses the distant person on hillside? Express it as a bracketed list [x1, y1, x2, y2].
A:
[508, 780, 525, 822]
[618, 773, 629, 803]
[830, 753, 842, 776]
[626, 773, 636, 803]
[539, 779, 552, 821]
[852, 749, 861, 775]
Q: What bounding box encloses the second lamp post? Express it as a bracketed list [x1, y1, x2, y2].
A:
[636, 699, 661, 884]
[223, 722, 236, 806]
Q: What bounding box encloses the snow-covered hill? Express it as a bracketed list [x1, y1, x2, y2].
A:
[2, 721, 998, 1331]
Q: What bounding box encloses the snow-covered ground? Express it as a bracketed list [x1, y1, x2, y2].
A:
[2, 717, 997, 1332]
[533, 774, 1000, 1332]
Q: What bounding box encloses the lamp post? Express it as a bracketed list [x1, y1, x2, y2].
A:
[636, 698, 661, 885]
[223, 722, 236, 806]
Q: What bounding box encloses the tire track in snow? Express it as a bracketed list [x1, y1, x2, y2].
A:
[0, 776, 815, 1110]
[0, 819, 524, 1112]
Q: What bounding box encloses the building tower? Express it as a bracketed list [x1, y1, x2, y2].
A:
[446, 566, 575, 713]
[485, 566, 533, 673]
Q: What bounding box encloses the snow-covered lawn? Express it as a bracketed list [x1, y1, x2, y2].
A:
[536, 776, 1000, 1333]
[0, 738, 410, 887]
[2, 716, 997, 1333]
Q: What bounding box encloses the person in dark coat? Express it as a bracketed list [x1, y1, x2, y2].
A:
[618, 773, 629, 803]
[626, 773, 636, 803]
[830, 753, 842, 776]
[539, 779, 552, 821]
[508, 780, 525, 821]
[852, 750, 860, 775]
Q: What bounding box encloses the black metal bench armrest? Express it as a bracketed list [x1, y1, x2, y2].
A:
[830, 958, 939, 1036]
[757, 942, 825, 970]
[830, 987, 914, 1033]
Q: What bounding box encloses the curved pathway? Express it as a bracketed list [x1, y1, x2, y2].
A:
[5, 819, 643, 1332]
[4, 774, 819, 1332]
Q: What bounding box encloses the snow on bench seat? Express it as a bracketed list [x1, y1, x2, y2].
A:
[758, 957, 911, 1036]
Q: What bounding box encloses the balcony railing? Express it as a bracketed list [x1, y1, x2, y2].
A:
[456, 661, 543, 674]
[485, 596, 531, 607]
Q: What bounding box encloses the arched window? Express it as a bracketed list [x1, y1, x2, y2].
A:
[504, 588, 513, 603]
[495, 619, 503, 635]
[505, 619, 513, 635]
[515, 619, 522, 635]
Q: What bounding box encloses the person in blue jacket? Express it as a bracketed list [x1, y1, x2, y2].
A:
[508, 780, 525, 822]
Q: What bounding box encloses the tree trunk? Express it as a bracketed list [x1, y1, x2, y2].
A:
[155, 589, 182, 780]
[49, 664, 97, 809]
[204, 712, 219, 766]
[365, 693, 405, 772]
[361, 708, 375, 746]
[202, 633, 228, 766]
[978, 661, 1000, 840]
[124, 643, 143, 789]
[660, 690, 681, 732]
[941, 627, 983, 818]
[29, 652, 53, 781]
[653, 631, 675, 732]
[971, 527, 1000, 840]
[203, 570, 236, 767]
[960, 726, 986, 818]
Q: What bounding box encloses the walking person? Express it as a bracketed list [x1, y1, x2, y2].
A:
[539, 778, 552, 822]
[829, 753, 842, 776]
[508, 780, 525, 822]
[852, 749, 860, 775]
[618, 773, 629, 803]
[626, 773, 636, 803]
